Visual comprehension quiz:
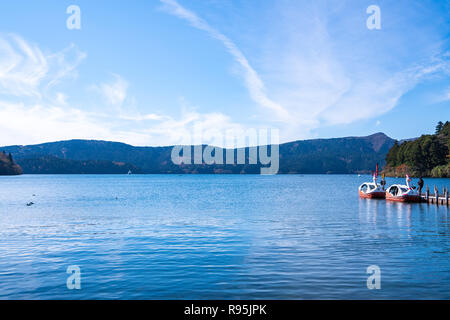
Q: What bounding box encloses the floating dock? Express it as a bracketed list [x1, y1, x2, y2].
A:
[421, 186, 449, 206]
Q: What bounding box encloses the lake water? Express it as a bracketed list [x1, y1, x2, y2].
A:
[0, 174, 448, 299]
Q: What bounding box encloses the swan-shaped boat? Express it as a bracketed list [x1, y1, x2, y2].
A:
[385, 175, 422, 202]
[359, 174, 385, 199]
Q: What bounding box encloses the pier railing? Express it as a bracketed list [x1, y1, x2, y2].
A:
[421, 185, 449, 206]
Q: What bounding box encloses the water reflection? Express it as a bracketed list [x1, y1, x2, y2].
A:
[0, 174, 449, 299]
[359, 197, 449, 238]
[360, 198, 413, 233]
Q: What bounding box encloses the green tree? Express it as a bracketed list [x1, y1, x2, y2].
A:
[407, 143, 424, 171]
[386, 141, 399, 166]
[435, 121, 444, 134]
[428, 137, 447, 168]
[8, 153, 13, 163]
[385, 121, 449, 177]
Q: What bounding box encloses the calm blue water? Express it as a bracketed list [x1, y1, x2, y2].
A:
[0, 174, 448, 300]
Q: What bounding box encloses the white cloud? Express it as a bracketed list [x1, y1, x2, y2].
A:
[0, 33, 247, 147]
[0, 101, 111, 145]
[1, 1, 449, 148]
[0, 98, 246, 147]
[160, 0, 290, 122]
[94, 73, 129, 107]
[0, 34, 48, 97]
[45, 43, 86, 89]
[159, 1, 450, 142]
[0, 34, 85, 99]
[0, 35, 113, 145]
[139, 108, 246, 147]
[257, 1, 450, 139]
[55, 92, 68, 106]
[318, 61, 449, 126]
[435, 87, 450, 103]
[118, 113, 166, 122]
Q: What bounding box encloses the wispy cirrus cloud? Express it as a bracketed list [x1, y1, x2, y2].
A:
[95, 73, 129, 107]
[46, 43, 86, 90]
[434, 87, 450, 103]
[319, 57, 450, 125]
[0, 34, 85, 98]
[0, 34, 246, 147]
[1, 1, 448, 147]
[0, 34, 48, 97]
[248, 0, 450, 139]
[159, 0, 450, 141]
[0, 34, 107, 145]
[159, 0, 290, 122]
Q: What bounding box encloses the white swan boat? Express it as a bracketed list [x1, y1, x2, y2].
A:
[359, 174, 385, 199]
[385, 175, 422, 202]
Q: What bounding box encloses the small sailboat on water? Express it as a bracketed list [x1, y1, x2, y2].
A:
[358, 164, 386, 199]
[385, 175, 422, 203]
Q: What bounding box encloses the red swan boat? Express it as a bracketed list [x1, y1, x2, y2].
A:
[359, 173, 385, 199]
[385, 175, 422, 202]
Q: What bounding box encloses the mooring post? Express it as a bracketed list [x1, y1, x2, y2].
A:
[432, 186, 435, 204]
[445, 187, 448, 206]
[435, 186, 439, 205]
[426, 185, 429, 202]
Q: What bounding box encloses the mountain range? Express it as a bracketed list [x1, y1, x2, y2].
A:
[0, 132, 395, 174]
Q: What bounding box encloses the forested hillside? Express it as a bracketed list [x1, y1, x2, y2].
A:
[384, 121, 449, 177]
[0, 151, 23, 175]
[1, 133, 395, 174]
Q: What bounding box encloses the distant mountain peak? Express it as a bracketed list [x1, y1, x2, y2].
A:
[363, 132, 393, 152]
[366, 132, 389, 138]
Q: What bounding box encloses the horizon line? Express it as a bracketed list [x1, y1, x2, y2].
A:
[0, 131, 396, 149]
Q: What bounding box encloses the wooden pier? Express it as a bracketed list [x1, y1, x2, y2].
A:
[421, 185, 449, 206]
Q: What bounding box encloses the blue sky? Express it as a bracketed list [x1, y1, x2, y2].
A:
[0, 0, 448, 147]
